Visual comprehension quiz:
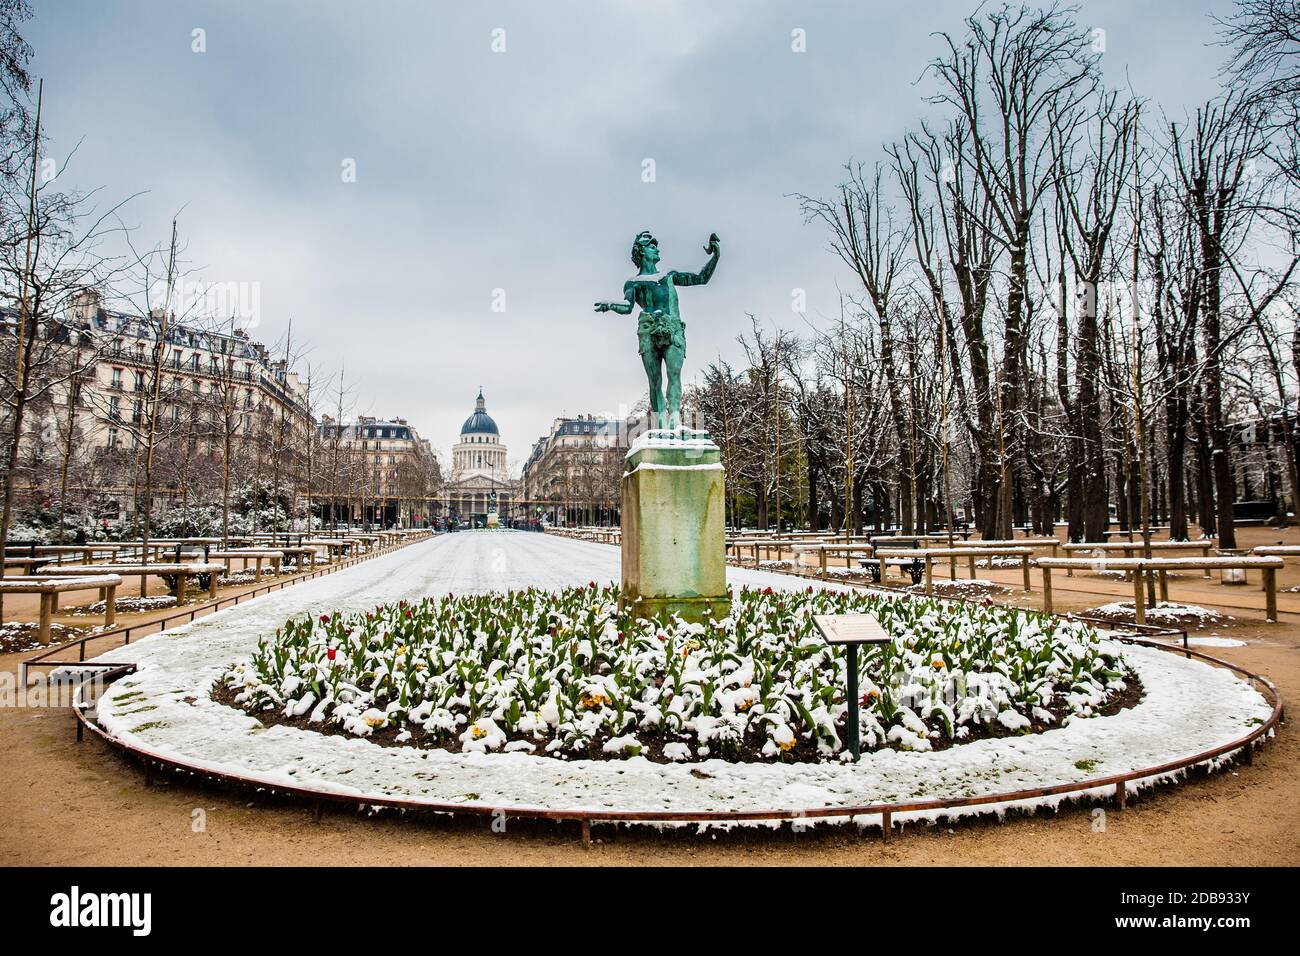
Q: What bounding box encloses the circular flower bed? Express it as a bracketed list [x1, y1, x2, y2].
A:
[219, 585, 1136, 764]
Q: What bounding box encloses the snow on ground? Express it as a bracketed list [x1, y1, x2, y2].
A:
[69, 595, 176, 615]
[909, 578, 1009, 595]
[86, 531, 1270, 826]
[2, 621, 92, 653]
[1088, 601, 1230, 626]
[1154, 635, 1249, 649]
[1187, 636, 1248, 648]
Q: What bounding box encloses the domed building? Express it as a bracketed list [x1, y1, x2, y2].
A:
[442, 389, 518, 527]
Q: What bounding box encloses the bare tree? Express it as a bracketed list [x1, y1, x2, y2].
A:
[929, 2, 1100, 535]
[1, 88, 130, 603]
[1169, 94, 1268, 547]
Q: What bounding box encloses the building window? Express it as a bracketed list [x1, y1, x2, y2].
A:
[110, 368, 123, 389]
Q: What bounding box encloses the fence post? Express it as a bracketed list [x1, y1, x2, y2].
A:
[1131, 569, 1146, 626]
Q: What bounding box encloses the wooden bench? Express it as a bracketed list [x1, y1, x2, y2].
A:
[875, 547, 1034, 595]
[5, 543, 125, 565]
[845, 553, 931, 584]
[1252, 544, 1300, 560]
[0, 574, 123, 641]
[869, 534, 969, 548]
[39, 562, 225, 600]
[1036, 556, 1285, 623]
[730, 536, 817, 566]
[344, 534, 380, 552]
[952, 537, 1061, 558]
[302, 539, 353, 561]
[1101, 526, 1171, 542]
[791, 542, 879, 577]
[4, 556, 52, 574]
[1252, 546, 1300, 591]
[105, 539, 234, 563]
[1060, 540, 1216, 577]
[207, 549, 285, 581]
[277, 545, 320, 569]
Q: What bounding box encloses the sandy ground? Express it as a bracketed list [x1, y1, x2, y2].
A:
[1, 530, 1298, 866]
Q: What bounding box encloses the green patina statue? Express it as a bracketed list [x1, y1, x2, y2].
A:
[595, 231, 720, 431]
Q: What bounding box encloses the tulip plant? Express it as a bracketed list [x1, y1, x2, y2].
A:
[222, 585, 1132, 762]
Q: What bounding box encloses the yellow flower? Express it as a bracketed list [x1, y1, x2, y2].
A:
[865, 689, 880, 702]
[932, 656, 946, 670]
[471, 724, 487, 739]
[779, 738, 796, 752]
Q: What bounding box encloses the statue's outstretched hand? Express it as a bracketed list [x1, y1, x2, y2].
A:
[594, 302, 610, 312]
[704, 233, 720, 255]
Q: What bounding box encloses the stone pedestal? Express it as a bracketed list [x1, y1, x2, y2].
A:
[620, 429, 729, 623]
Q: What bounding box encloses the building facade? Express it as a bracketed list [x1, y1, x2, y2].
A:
[520, 413, 631, 527]
[314, 415, 440, 527]
[2, 290, 315, 527]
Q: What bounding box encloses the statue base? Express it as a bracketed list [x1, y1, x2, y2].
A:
[619, 428, 729, 624]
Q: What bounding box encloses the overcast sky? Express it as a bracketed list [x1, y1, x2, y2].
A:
[28, 0, 1234, 471]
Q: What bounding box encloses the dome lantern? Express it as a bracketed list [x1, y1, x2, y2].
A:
[460, 387, 499, 436]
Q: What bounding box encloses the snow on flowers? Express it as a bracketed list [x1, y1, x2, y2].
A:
[221, 585, 1132, 763]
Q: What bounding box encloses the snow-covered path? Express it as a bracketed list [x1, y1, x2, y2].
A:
[87, 531, 1271, 826]
[310, 528, 857, 596]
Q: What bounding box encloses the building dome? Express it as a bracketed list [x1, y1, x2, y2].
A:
[460, 388, 499, 435]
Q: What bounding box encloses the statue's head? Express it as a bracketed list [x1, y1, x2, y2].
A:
[630, 231, 660, 270]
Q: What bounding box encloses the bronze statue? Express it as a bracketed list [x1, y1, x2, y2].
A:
[595, 231, 720, 431]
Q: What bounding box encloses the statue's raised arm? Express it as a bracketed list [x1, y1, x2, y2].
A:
[672, 233, 721, 287]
